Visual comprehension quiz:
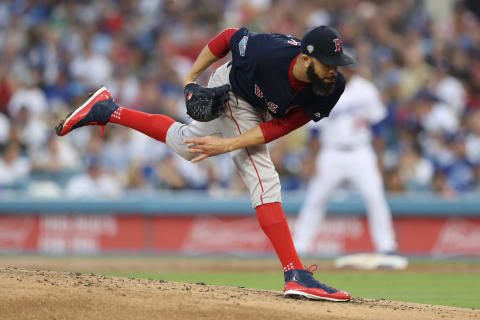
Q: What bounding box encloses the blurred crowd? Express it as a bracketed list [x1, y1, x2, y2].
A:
[0, 0, 479, 199]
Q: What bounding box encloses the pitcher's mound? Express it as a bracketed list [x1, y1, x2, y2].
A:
[1, 267, 478, 320]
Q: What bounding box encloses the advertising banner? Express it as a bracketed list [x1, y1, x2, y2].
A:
[1, 214, 479, 256]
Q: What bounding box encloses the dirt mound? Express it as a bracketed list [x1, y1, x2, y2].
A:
[1, 267, 478, 320]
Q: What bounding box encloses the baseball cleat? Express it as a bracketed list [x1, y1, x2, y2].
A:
[55, 86, 118, 136]
[284, 266, 350, 302]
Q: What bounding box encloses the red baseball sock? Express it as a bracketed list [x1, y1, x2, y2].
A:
[108, 107, 175, 143]
[256, 202, 304, 272]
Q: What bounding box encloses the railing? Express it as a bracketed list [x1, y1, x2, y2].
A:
[0, 191, 479, 216]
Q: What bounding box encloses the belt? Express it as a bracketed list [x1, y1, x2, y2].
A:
[330, 145, 359, 151]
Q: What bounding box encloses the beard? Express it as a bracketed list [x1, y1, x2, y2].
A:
[306, 64, 337, 96]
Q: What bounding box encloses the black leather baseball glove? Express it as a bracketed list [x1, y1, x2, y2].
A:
[184, 83, 231, 122]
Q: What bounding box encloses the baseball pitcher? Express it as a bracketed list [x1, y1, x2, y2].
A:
[56, 26, 354, 301]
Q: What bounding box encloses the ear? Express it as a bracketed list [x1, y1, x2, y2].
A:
[300, 54, 312, 67]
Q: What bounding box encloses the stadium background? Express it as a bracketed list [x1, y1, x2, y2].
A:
[0, 0, 480, 258]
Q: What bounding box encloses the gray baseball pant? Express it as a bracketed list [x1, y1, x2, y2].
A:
[165, 62, 281, 208]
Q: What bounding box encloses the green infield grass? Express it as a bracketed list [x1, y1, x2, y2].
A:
[104, 269, 480, 309]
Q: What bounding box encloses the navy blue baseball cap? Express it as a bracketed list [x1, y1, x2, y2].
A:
[301, 26, 354, 66]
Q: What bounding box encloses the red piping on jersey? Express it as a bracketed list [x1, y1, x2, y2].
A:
[288, 54, 309, 92]
[227, 100, 265, 205]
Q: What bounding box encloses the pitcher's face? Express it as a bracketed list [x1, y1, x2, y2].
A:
[305, 57, 339, 96]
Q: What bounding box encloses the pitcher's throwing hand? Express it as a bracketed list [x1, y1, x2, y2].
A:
[185, 136, 231, 162]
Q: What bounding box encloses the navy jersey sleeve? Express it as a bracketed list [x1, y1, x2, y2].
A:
[230, 27, 250, 59]
[303, 72, 346, 122]
[229, 27, 258, 84]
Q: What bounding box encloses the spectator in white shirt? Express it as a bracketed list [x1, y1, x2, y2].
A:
[7, 72, 48, 117]
[411, 90, 459, 135]
[432, 63, 466, 116]
[0, 142, 31, 187]
[65, 158, 120, 198]
[31, 134, 81, 173]
[466, 110, 480, 164]
[69, 42, 112, 89]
